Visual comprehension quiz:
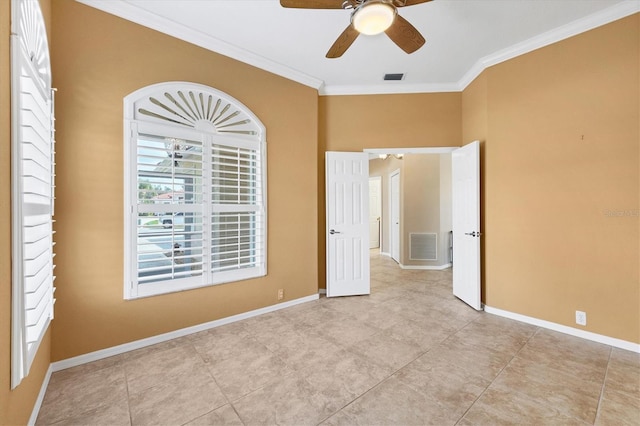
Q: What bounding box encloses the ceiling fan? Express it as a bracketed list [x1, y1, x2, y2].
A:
[280, 0, 432, 58]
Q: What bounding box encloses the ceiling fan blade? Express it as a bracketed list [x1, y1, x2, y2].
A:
[393, 0, 433, 7]
[385, 14, 425, 54]
[280, 0, 344, 9]
[326, 25, 360, 58]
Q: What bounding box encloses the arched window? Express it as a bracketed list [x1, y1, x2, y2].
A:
[124, 82, 267, 299]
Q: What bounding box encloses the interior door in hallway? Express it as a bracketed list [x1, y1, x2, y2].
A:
[369, 176, 381, 249]
[325, 152, 370, 297]
[390, 171, 400, 263]
[452, 140, 482, 310]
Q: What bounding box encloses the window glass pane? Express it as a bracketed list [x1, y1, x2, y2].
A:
[137, 134, 203, 205]
[211, 145, 260, 205]
[211, 212, 262, 272]
[137, 212, 204, 283]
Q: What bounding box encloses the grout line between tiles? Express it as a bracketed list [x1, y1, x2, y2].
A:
[593, 346, 613, 425]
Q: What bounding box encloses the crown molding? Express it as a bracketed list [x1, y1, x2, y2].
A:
[77, 0, 638, 96]
[456, 0, 640, 91]
[319, 82, 460, 96]
[76, 0, 324, 91]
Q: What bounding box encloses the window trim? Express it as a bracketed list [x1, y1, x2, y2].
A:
[123, 82, 267, 300]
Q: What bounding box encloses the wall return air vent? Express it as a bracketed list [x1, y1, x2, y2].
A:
[410, 233, 437, 260]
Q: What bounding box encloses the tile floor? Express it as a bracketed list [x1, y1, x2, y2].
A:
[37, 252, 640, 425]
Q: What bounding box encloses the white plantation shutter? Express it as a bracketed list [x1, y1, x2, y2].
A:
[210, 144, 264, 276]
[11, 0, 55, 389]
[124, 83, 266, 299]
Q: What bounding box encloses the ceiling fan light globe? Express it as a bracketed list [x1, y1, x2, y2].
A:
[352, 2, 396, 35]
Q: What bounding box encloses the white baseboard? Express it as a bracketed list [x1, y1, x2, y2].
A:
[379, 252, 391, 257]
[399, 263, 452, 270]
[484, 305, 640, 353]
[29, 364, 52, 426]
[318, 288, 326, 295]
[51, 294, 319, 372]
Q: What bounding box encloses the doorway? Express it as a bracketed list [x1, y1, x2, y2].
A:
[369, 176, 382, 250]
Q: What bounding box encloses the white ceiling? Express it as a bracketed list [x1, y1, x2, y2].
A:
[79, 0, 638, 95]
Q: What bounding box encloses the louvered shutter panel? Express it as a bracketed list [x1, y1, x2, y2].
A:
[11, 0, 55, 389]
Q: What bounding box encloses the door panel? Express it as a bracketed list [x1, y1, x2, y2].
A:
[390, 171, 400, 263]
[369, 177, 381, 249]
[326, 152, 370, 297]
[452, 141, 482, 310]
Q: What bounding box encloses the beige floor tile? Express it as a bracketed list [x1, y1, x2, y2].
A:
[301, 348, 391, 413]
[394, 351, 491, 413]
[383, 316, 456, 351]
[605, 348, 640, 395]
[461, 387, 588, 425]
[260, 328, 343, 371]
[193, 330, 266, 365]
[206, 343, 294, 401]
[184, 404, 244, 425]
[46, 401, 131, 426]
[124, 344, 207, 394]
[323, 376, 457, 426]
[596, 386, 640, 426]
[314, 317, 383, 348]
[426, 334, 517, 381]
[454, 314, 537, 353]
[491, 356, 603, 423]
[518, 329, 611, 379]
[232, 373, 335, 426]
[281, 303, 354, 329]
[348, 329, 424, 373]
[128, 368, 227, 426]
[37, 364, 128, 425]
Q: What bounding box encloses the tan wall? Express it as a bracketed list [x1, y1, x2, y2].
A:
[473, 14, 639, 343]
[318, 93, 462, 287]
[1, 1, 54, 423]
[401, 154, 451, 267]
[49, 1, 319, 361]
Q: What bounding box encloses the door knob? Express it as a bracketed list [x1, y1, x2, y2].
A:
[464, 231, 482, 237]
[329, 229, 341, 235]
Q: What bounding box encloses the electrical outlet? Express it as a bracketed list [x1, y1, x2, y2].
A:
[277, 289, 284, 300]
[575, 310, 587, 326]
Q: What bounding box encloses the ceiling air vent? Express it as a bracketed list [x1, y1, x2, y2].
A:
[383, 73, 405, 81]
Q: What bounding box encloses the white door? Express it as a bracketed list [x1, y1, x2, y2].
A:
[326, 152, 370, 297]
[452, 141, 482, 310]
[390, 171, 400, 263]
[369, 177, 381, 249]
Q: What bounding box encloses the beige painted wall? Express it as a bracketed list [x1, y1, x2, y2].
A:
[49, 1, 319, 361]
[471, 14, 639, 343]
[402, 154, 452, 268]
[1, 1, 54, 423]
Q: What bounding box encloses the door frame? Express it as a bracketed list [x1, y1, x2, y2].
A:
[389, 169, 401, 263]
[369, 176, 382, 251]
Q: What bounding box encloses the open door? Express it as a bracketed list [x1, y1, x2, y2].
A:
[452, 141, 482, 310]
[390, 171, 400, 263]
[326, 152, 370, 297]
